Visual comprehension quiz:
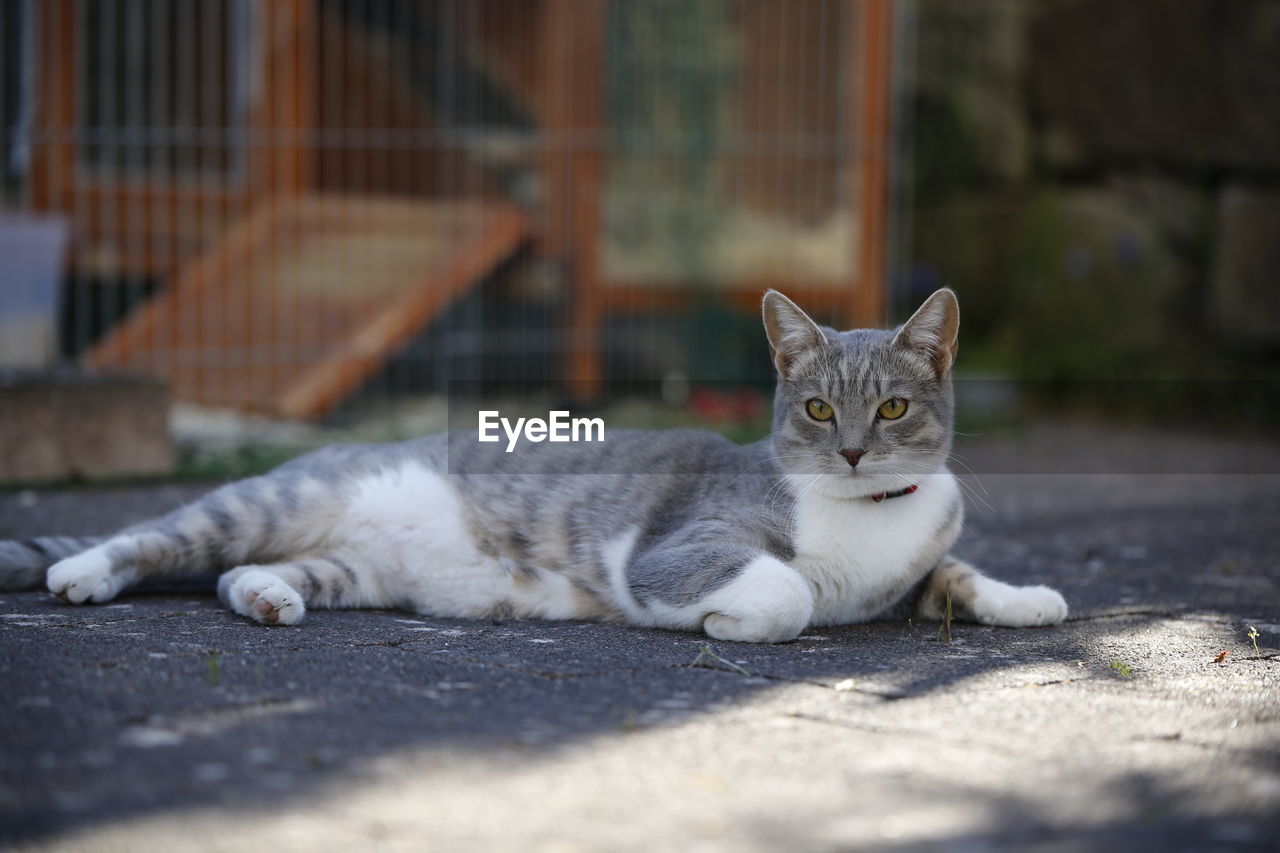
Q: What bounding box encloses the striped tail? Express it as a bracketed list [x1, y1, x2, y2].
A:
[0, 537, 106, 591]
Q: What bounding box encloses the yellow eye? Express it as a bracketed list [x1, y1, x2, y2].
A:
[806, 399, 835, 421]
[877, 398, 908, 420]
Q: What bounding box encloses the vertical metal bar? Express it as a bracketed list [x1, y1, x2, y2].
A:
[69, 0, 90, 363]
[227, 0, 245, 403]
[751, 0, 766, 333]
[773, 0, 785, 300]
[473, 0, 484, 393]
[291, 0, 303, 412]
[852, 0, 893, 328]
[793, 0, 807, 303]
[3, 5, 13, 206]
[202, 0, 218, 404]
[150, 0, 167, 374]
[545, 0, 605, 401]
[100, 0, 118, 359]
[302, 0, 317, 404]
[376, 0, 388, 408]
[470, 0, 482, 390]
[228, 0, 243, 408]
[404, 0, 415, 407]
[438, 0, 455, 382]
[818, 0, 833, 308]
[123, 0, 142, 376]
[885, 0, 917, 320]
[1, 2, 9, 206]
[12, 0, 38, 196]
[176, 0, 195, 377]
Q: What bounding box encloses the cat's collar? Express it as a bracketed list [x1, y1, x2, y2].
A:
[870, 484, 919, 503]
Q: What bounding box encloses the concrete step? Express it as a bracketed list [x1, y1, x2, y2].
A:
[0, 371, 173, 485]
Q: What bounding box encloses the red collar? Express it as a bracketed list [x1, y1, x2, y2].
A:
[870, 484, 919, 503]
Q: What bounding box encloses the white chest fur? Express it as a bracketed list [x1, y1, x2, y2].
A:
[790, 471, 961, 625]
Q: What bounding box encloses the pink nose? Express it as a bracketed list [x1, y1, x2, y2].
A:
[839, 448, 865, 468]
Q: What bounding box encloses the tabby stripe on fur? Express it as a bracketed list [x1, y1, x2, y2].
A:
[0, 537, 104, 590]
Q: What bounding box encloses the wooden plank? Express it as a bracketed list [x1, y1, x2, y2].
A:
[29, 0, 76, 215]
[851, 0, 894, 329]
[259, 0, 314, 196]
[541, 0, 606, 401]
[86, 198, 287, 369]
[280, 204, 528, 418]
[87, 195, 530, 419]
[58, 186, 247, 278]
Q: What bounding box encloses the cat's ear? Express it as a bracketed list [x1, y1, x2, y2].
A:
[893, 288, 960, 376]
[763, 290, 826, 378]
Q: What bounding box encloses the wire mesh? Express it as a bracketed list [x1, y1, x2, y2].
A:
[0, 0, 899, 421]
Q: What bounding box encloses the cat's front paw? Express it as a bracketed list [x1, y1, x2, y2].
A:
[47, 550, 131, 604]
[973, 584, 1067, 627]
[226, 570, 306, 626]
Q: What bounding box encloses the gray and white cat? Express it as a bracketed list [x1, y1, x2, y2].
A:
[0, 289, 1067, 642]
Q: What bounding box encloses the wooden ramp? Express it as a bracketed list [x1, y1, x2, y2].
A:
[88, 195, 528, 419]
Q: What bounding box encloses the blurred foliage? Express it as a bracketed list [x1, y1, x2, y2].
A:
[986, 194, 1173, 379]
[908, 187, 1278, 424]
[900, 0, 1280, 428]
[175, 444, 305, 483]
[906, 93, 988, 204]
[912, 191, 1174, 375]
[607, 0, 738, 280]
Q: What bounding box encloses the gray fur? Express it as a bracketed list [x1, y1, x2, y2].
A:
[0, 289, 1065, 639]
[0, 537, 104, 589]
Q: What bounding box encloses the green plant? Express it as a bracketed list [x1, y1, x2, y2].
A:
[204, 650, 222, 687]
[1109, 659, 1132, 678]
[1247, 625, 1260, 655]
[936, 592, 954, 643]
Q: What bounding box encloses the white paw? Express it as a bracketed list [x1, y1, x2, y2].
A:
[705, 612, 773, 643]
[973, 584, 1068, 627]
[47, 549, 132, 604]
[699, 556, 812, 643]
[227, 570, 306, 626]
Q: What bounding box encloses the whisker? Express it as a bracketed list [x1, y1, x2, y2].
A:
[952, 476, 995, 515]
[726, 452, 825, 487]
[939, 453, 990, 496]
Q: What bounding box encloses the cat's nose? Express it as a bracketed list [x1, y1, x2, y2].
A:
[839, 448, 866, 468]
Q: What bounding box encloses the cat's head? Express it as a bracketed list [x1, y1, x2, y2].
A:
[763, 289, 959, 499]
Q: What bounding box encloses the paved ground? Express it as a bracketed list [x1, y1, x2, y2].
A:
[1, 421, 1278, 851]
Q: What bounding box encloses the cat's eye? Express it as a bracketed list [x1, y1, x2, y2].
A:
[877, 398, 908, 420]
[805, 399, 835, 421]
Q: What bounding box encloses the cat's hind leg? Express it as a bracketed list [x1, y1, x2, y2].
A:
[0, 536, 106, 592]
[47, 474, 330, 606]
[619, 535, 814, 643]
[47, 521, 224, 605]
[46, 546, 132, 604]
[919, 556, 1067, 627]
[699, 555, 814, 643]
[217, 556, 364, 626]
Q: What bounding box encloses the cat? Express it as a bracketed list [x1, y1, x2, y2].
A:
[0, 289, 1067, 642]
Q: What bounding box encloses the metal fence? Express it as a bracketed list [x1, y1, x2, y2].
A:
[0, 0, 901, 420]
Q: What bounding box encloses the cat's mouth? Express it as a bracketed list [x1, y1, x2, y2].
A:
[840, 457, 881, 475]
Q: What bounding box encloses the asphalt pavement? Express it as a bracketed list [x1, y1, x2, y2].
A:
[2, 420, 1278, 852]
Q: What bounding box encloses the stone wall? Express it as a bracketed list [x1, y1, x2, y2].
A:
[903, 0, 1280, 378]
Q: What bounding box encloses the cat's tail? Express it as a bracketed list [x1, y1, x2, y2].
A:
[0, 537, 105, 590]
